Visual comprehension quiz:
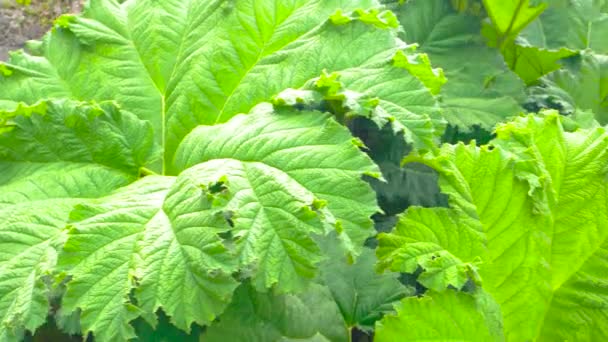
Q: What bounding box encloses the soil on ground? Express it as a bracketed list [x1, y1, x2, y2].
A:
[0, 0, 81, 61]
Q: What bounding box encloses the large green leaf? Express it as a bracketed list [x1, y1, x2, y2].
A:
[378, 112, 608, 341]
[384, 0, 526, 131]
[0, 0, 444, 173]
[0, 2, 448, 338]
[492, 111, 608, 291]
[379, 142, 552, 341]
[58, 176, 237, 341]
[53, 104, 380, 341]
[0, 100, 156, 341]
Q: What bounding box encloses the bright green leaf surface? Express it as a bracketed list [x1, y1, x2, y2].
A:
[380, 142, 552, 341]
[538, 239, 608, 341]
[377, 207, 486, 292]
[54, 104, 379, 341]
[379, 113, 608, 341]
[59, 176, 237, 341]
[0, 0, 446, 173]
[483, 0, 546, 41]
[375, 290, 504, 342]
[175, 107, 380, 258]
[0, 100, 156, 341]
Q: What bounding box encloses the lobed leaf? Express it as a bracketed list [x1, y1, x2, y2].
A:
[0, 100, 156, 341]
[379, 112, 608, 341]
[0, 0, 445, 173]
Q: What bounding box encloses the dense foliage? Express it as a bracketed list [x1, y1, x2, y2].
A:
[0, 0, 607, 341]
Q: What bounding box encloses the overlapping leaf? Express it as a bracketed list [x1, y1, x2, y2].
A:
[527, 52, 608, 123]
[0, 0, 445, 172]
[202, 283, 348, 342]
[53, 104, 381, 341]
[317, 234, 409, 330]
[520, 0, 608, 53]
[272, 67, 443, 151]
[174, 106, 381, 257]
[378, 112, 608, 341]
[58, 175, 237, 341]
[500, 0, 608, 121]
[384, 0, 526, 132]
[378, 140, 552, 340]
[483, 1, 576, 85]
[0, 100, 156, 341]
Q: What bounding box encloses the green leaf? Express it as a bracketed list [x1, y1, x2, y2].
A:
[0, 100, 157, 173]
[379, 112, 608, 341]
[174, 107, 380, 261]
[492, 113, 608, 342]
[492, 112, 608, 291]
[384, 0, 526, 131]
[377, 208, 485, 292]
[501, 43, 575, 85]
[0, 0, 437, 173]
[520, 0, 608, 53]
[483, 0, 546, 41]
[375, 290, 504, 342]
[527, 52, 608, 124]
[538, 239, 608, 341]
[317, 234, 410, 330]
[58, 176, 238, 341]
[55, 105, 379, 341]
[272, 66, 444, 152]
[0, 100, 156, 341]
[380, 140, 551, 335]
[175, 160, 326, 294]
[337, 59, 445, 149]
[492, 0, 608, 85]
[391, 47, 446, 96]
[202, 283, 349, 342]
